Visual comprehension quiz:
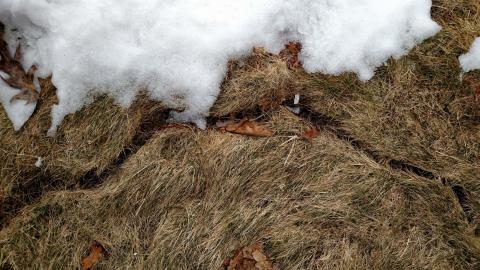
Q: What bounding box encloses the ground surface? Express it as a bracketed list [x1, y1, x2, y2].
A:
[1, 1, 480, 269]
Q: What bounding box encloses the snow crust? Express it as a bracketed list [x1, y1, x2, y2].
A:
[459, 38, 480, 73]
[0, 0, 440, 132]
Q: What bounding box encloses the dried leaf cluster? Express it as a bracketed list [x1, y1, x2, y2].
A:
[279, 42, 302, 69]
[302, 126, 320, 142]
[81, 242, 109, 270]
[223, 243, 274, 270]
[0, 23, 39, 104]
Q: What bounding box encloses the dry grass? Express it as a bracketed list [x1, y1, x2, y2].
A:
[1, 0, 480, 269]
[212, 48, 293, 117]
[0, 79, 164, 224]
[1, 110, 478, 269]
[294, 0, 480, 224]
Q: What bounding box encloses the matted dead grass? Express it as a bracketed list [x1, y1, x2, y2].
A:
[212, 48, 293, 116]
[1, 110, 479, 269]
[290, 0, 480, 225]
[1, 0, 480, 269]
[0, 79, 164, 225]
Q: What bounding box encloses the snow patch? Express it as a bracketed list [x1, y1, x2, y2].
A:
[0, 0, 440, 132]
[0, 79, 36, 131]
[460, 38, 480, 73]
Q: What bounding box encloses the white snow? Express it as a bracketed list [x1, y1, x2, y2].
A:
[0, 78, 36, 131]
[0, 0, 440, 133]
[459, 38, 480, 73]
[294, 94, 300, 105]
[35, 156, 43, 167]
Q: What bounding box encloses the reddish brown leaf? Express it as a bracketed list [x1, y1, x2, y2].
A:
[475, 85, 480, 103]
[279, 42, 303, 69]
[219, 119, 273, 137]
[223, 243, 273, 270]
[302, 127, 320, 142]
[81, 242, 109, 270]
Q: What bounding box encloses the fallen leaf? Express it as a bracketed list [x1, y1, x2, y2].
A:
[279, 42, 303, 69]
[252, 250, 267, 262]
[220, 119, 273, 137]
[223, 242, 273, 270]
[81, 242, 109, 270]
[302, 127, 320, 142]
[0, 23, 39, 104]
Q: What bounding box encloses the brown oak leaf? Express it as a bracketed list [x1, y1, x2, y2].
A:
[0, 23, 39, 104]
[279, 42, 303, 69]
[302, 127, 320, 142]
[223, 242, 273, 270]
[218, 119, 273, 137]
[81, 242, 109, 270]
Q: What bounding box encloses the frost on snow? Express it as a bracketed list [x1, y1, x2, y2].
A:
[460, 38, 480, 73]
[0, 0, 440, 133]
